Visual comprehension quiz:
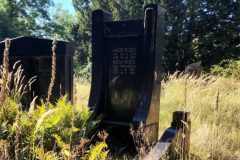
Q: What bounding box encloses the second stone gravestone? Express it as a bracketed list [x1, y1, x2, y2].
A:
[88, 4, 165, 144]
[0, 37, 74, 105]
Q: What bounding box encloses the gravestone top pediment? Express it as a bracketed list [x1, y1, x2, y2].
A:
[0, 36, 74, 57]
[89, 4, 165, 144]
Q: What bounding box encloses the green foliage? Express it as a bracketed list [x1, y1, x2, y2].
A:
[47, 5, 76, 41]
[191, 1, 240, 68]
[52, 134, 71, 158]
[210, 60, 240, 79]
[72, 0, 92, 67]
[35, 147, 60, 160]
[1, 0, 239, 72]
[0, 0, 78, 44]
[0, 0, 54, 40]
[0, 94, 102, 159]
[74, 62, 92, 81]
[0, 9, 17, 40]
[87, 142, 109, 160]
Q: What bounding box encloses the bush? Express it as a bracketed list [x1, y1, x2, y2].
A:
[210, 60, 240, 79]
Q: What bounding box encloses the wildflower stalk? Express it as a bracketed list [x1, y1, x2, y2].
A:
[130, 122, 150, 160]
[47, 37, 57, 103]
[14, 110, 21, 160]
[0, 39, 11, 121]
[0, 140, 10, 160]
[70, 103, 76, 155]
[215, 90, 220, 126]
[0, 39, 10, 106]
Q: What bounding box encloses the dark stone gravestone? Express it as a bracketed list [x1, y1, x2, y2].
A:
[88, 4, 165, 144]
[0, 36, 74, 104]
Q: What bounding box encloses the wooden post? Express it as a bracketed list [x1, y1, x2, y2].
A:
[145, 111, 191, 160]
[171, 111, 191, 160]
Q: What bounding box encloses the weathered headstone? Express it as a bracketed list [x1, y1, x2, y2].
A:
[184, 62, 202, 77]
[89, 4, 165, 144]
[0, 36, 74, 104]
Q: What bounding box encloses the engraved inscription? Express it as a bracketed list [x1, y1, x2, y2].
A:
[112, 48, 136, 75]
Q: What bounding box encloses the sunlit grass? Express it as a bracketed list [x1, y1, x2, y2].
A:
[74, 74, 240, 159]
[159, 74, 240, 159]
[74, 76, 90, 107]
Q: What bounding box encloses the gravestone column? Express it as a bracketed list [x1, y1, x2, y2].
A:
[89, 10, 112, 114]
[133, 4, 165, 143]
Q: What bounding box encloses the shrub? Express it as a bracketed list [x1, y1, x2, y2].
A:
[210, 59, 240, 79]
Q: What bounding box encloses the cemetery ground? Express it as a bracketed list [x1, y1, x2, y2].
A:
[0, 39, 239, 159]
[74, 74, 240, 160]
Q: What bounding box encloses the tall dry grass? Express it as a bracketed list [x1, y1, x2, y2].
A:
[75, 73, 240, 159]
[159, 73, 240, 159]
[74, 77, 90, 107]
